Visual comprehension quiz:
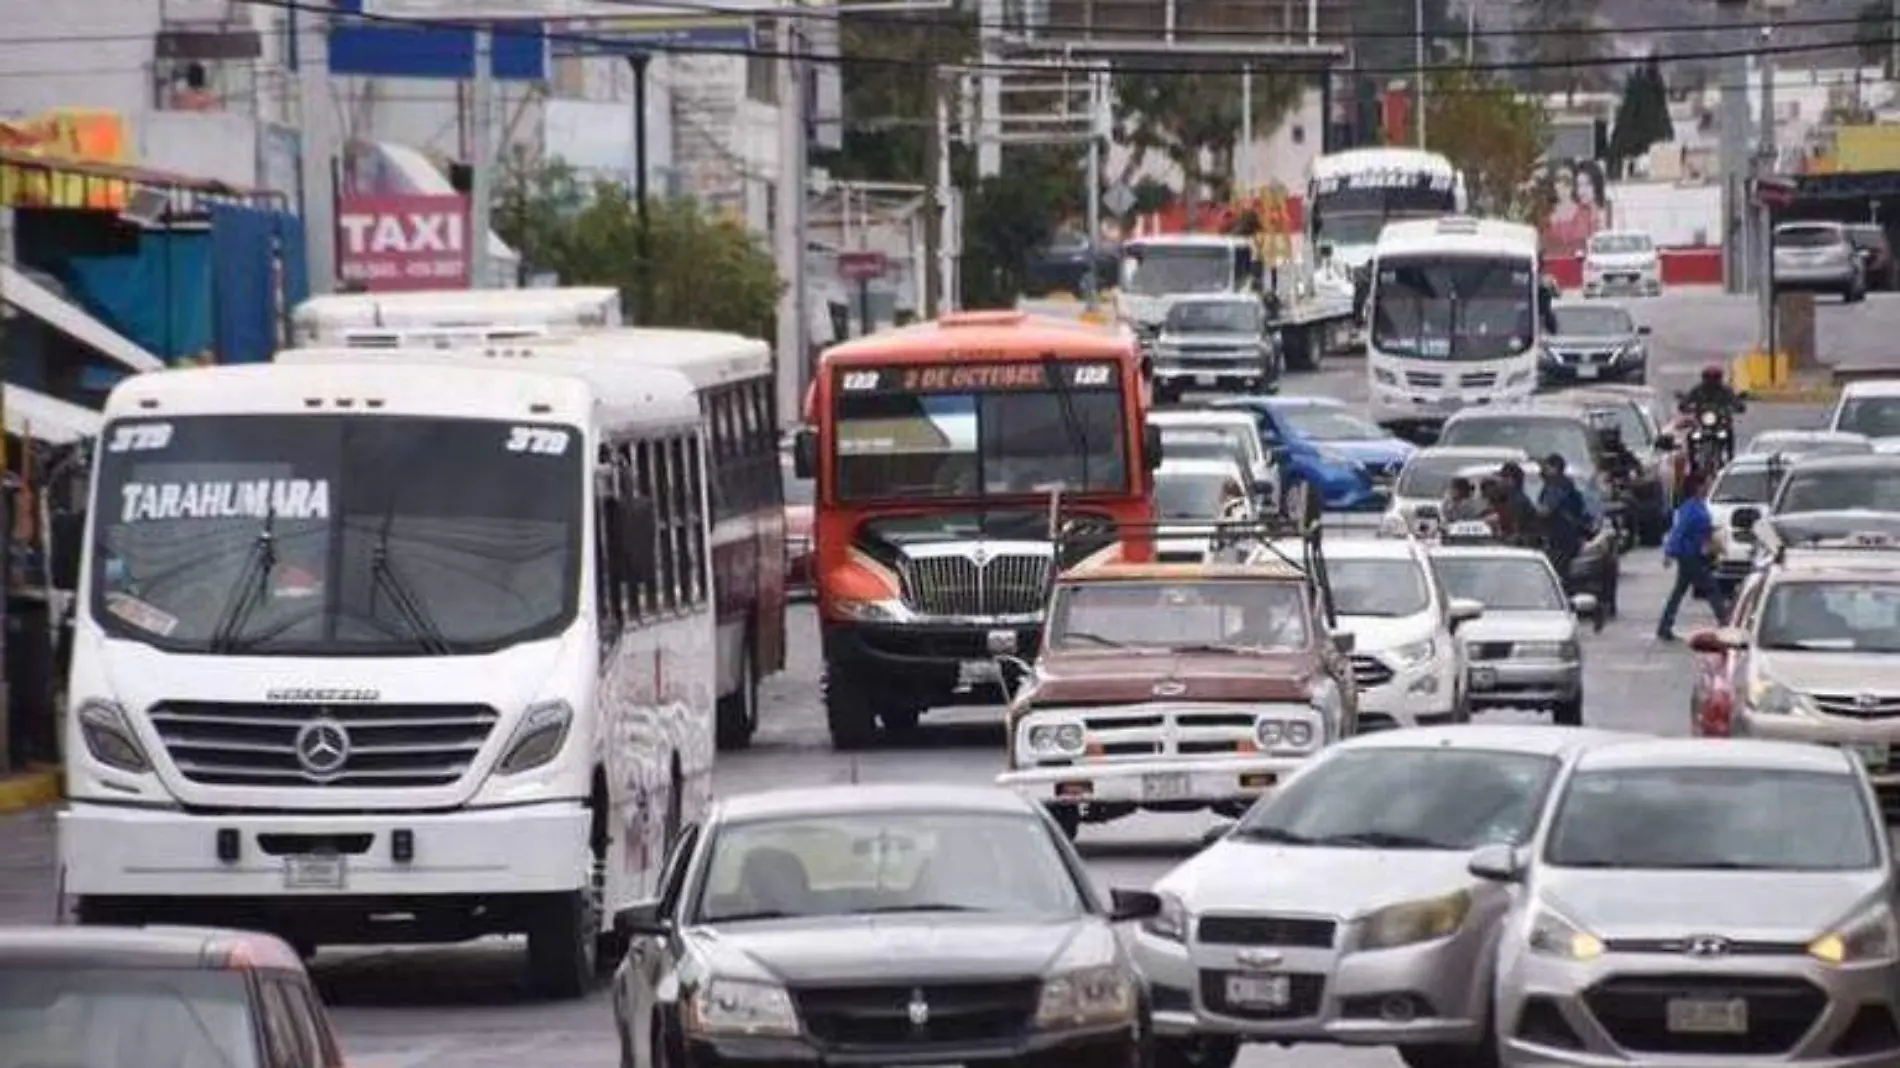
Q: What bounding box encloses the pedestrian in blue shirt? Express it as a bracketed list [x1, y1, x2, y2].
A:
[1657, 473, 1730, 640]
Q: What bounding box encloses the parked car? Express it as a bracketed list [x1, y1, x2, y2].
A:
[1773, 220, 1866, 303]
[1211, 395, 1415, 512]
[1847, 222, 1897, 291]
[1580, 230, 1662, 298]
[1538, 301, 1650, 387]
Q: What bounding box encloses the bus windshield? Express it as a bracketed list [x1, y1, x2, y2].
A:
[1370, 255, 1537, 362]
[832, 361, 1130, 502]
[1310, 175, 1457, 247]
[91, 414, 584, 656]
[1121, 247, 1233, 296]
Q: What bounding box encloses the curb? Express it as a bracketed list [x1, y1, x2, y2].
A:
[0, 768, 59, 814]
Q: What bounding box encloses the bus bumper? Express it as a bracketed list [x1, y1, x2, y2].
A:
[822, 619, 1039, 707]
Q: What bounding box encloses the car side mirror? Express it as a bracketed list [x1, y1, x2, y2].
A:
[614, 900, 671, 937]
[1638, 324, 1653, 335]
[1468, 843, 1525, 883]
[1108, 888, 1163, 922]
[1448, 597, 1484, 627]
[1570, 593, 1598, 617]
[1688, 626, 1748, 653]
[1144, 423, 1165, 470]
[792, 428, 818, 480]
[1331, 632, 1356, 655]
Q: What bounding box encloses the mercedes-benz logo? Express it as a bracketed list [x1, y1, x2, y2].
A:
[294, 718, 351, 779]
[1685, 935, 1730, 958]
[907, 988, 930, 1028]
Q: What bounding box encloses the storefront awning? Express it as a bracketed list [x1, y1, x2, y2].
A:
[2, 262, 162, 374]
[4, 383, 100, 444]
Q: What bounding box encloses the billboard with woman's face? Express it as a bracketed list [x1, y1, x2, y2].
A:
[1540, 159, 1610, 258]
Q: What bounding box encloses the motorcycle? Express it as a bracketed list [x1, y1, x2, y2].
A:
[1683, 406, 1733, 481]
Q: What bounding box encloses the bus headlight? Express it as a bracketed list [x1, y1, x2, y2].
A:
[78, 700, 150, 773]
[496, 700, 573, 775]
[831, 598, 910, 623]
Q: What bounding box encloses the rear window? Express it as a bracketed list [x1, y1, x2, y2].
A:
[1778, 226, 1844, 248]
[0, 967, 260, 1068]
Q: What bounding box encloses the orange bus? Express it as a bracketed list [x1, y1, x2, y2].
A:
[791, 309, 1160, 748]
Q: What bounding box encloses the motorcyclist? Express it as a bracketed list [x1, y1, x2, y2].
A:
[1677, 365, 1747, 417]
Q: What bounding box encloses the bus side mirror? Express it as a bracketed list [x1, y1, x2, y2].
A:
[1144, 424, 1165, 470]
[792, 428, 818, 480]
[50, 512, 83, 591]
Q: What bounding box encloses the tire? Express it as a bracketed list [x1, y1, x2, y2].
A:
[1553, 693, 1584, 726]
[1154, 1036, 1240, 1068]
[526, 889, 598, 998]
[824, 668, 876, 750]
[714, 640, 758, 751]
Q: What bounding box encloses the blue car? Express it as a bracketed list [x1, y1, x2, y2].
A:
[1211, 396, 1417, 511]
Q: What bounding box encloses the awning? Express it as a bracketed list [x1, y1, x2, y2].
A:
[4, 383, 101, 445]
[2, 262, 163, 374]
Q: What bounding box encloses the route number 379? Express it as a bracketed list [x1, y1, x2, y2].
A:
[505, 427, 571, 455]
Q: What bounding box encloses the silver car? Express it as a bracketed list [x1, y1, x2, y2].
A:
[1133, 725, 1626, 1068]
[1774, 221, 1867, 303]
[1387, 446, 1533, 530]
[1429, 544, 1593, 725]
[1483, 737, 1900, 1068]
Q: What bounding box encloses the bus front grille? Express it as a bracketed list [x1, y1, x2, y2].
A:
[898, 553, 1051, 617]
[148, 700, 500, 788]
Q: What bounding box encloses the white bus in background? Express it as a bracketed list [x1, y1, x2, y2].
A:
[1366, 216, 1549, 440]
[281, 329, 788, 752]
[59, 358, 714, 998]
[1306, 148, 1466, 310]
[291, 286, 624, 348]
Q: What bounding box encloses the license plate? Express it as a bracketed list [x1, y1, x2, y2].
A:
[1852, 743, 1889, 771]
[1470, 666, 1498, 690]
[1195, 374, 1216, 386]
[1666, 997, 1748, 1034]
[284, 854, 346, 891]
[1574, 364, 1599, 379]
[1142, 772, 1192, 801]
[957, 660, 1001, 687]
[1225, 974, 1291, 1009]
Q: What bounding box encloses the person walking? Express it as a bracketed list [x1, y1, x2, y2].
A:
[1535, 454, 1589, 577]
[1657, 472, 1731, 640]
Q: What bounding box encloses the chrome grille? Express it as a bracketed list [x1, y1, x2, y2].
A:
[1460, 371, 1498, 388]
[1043, 704, 1307, 763]
[897, 552, 1050, 617]
[1405, 371, 1444, 388]
[149, 701, 499, 787]
[1350, 655, 1394, 689]
[1811, 693, 1900, 718]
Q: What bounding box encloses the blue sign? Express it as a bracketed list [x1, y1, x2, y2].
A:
[550, 20, 756, 57]
[327, 0, 547, 80]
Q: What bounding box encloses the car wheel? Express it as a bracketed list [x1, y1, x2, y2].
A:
[526, 889, 598, 998]
[1553, 694, 1584, 727]
[1154, 1036, 1240, 1068]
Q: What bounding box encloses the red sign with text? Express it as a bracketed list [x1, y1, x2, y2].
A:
[336, 194, 472, 291]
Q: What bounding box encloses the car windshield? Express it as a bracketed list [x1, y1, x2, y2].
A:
[1546, 766, 1879, 870]
[1439, 418, 1596, 476]
[1156, 470, 1235, 520]
[1397, 453, 1517, 498]
[1051, 579, 1310, 651]
[1778, 226, 1844, 249]
[1235, 747, 1558, 850]
[1279, 405, 1385, 442]
[1712, 466, 1774, 503]
[0, 967, 261, 1068]
[1431, 555, 1565, 611]
[1329, 558, 1430, 617]
[833, 363, 1129, 501]
[1550, 306, 1634, 336]
[90, 415, 582, 656]
[1370, 254, 1537, 362]
[1756, 581, 1900, 653]
[694, 811, 1085, 922]
[1167, 301, 1259, 333]
[1776, 468, 1900, 512]
[1834, 396, 1900, 438]
[1122, 247, 1233, 296]
[1588, 233, 1651, 254]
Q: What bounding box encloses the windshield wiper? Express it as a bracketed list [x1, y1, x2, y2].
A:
[854, 903, 984, 915]
[208, 505, 277, 654]
[1228, 825, 1318, 844]
[1061, 630, 1128, 648]
[1171, 642, 1267, 655]
[1041, 353, 1091, 491]
[1309, 830, 1458, 850]
[710, 909, 796, 923]
[369, 507, 453, 655]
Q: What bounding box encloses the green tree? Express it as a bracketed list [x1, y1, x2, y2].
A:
[494, 156, 781, 338]
[959, 146, 1076, 308]
[1608, 58, 1673, 177]
[815, 13, 977, 182]
[1424, 68, 1549, 220]
[1113, 70, 1305, 205]
[1515, 0, 1611, 100]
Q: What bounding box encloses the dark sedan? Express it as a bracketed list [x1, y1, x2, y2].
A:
[610, 784, 1160, 1068]
[1538, 301, 1650, 387]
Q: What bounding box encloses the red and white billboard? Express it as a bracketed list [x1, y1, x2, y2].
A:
[335, 193, 472, 291]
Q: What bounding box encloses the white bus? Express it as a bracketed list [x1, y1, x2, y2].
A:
[1307, 148, 1466, 309]
[58, 358, 714, 998]
[1365, 216, 1549, 438]
[280, 328, 786, 751]
[291, 286, 624, 348]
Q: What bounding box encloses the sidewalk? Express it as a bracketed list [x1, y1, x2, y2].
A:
[0, 807, 57, 926]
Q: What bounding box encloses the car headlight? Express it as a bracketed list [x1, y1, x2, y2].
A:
[684, 978, 801, 1038]
[1143, 891, 1188, 942]
[1390, 638, 1437, 669]
[1255, 716, 1316, 749]
[77, 699, 151, 774]
[1515, 641, 1580, 660]
[494, 700, 575, 775]
[1359, 890, 1472, 950]
[831, 597, 909, 623]
[1808, 903, 1900, 965]
[1528, 907, 1604, 961]
[1035, 964, 1137, 1030]
[1749, 677, 1814, 716]
[1024, 720, 1086, 757]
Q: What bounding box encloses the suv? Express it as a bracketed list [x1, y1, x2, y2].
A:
[1149, 293, 1280, 401]
[1773, 220, 1866, 303]
[996, 520, 1357, 839]
[0, 926, 344, 1068]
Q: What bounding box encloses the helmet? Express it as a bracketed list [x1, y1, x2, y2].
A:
[1701, 364, 1724, 384]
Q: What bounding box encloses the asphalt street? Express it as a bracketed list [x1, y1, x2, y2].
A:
[0, 288, 1888, 1068]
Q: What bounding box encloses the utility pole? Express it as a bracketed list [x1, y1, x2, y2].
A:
[627, 54, 653, 323]
[924, 69, 944, 317]
[1414, 0, 1427, 147]
[1084, 69, 1104, 311]
[774, 14, 809, 426]
[296, 6, 336, 293]
[1240, 65, 1254, 194]
[469, 28, 494, 287]
[977, 0, 1002, 178]
[1757, 52, 1777, 355]
[1719, 9, 1751, 294]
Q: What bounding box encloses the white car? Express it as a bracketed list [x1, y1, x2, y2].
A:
[1155, 458, 1255, 562]
[1150, 409, 1281, 511]
[1429, 542, 1591, 725]
[1706, 452, 1781, 589]
[1275, 532, 1478, 728]
[1385, 445, 1531, 531]
[1827, 379, 1900, 450]
[1580, 230, 1661, 298]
